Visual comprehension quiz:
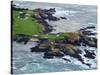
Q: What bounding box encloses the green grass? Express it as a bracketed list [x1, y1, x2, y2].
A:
[39, 34, 65, 41]
[12, 10, 42, 36]
[39, 32, 80, 41]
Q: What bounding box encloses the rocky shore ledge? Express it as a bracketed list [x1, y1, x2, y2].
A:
[13, 25, 97, 67]
[12, 7, 97, 68]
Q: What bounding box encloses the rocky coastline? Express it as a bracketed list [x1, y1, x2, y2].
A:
[13, 25, 97, 68]
[12, 7, 97, 68]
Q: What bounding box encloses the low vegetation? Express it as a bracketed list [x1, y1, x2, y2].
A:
[12, 10, 42, 36]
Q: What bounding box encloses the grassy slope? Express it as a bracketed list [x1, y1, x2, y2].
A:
[12, 10, 42, 36]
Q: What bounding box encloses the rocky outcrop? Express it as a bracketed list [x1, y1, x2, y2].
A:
[60, 44, 89, 65]
[33, 8, 59, 21]
[32, 8, 60, 34]
[13, 34, 30, 44]
[43, 50, 64, 59]
[48, 14, 60, 21]
[84, 49, 95, 59]
[30, 36, 96, 67]
[62, 44, 82, 56]
[64, 38, 81, 46]
[80, 26, 95, 31]
[82, 30, 96, 35]
[80, 25, 97, 48]
[63, 32, 81, 46]
[30, 45, 50, 52]
[80, 33, 97, 47]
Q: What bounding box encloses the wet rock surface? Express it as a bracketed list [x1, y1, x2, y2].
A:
[30, 46, 49, 52]
[84, 49, 95, 59]
[80, 26, 97, 48]
[43, 51, 64, 59]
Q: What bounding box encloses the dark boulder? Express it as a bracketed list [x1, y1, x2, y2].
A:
[16, 37, 29, 44]
[80, 26, 95, 31]
[72, 54, 85, 64]
[84, 37, 97, 47]
[55, 51, 64, 57]
[39, 38, 49, 44]
[82, 31, 92, 35]
[80, 32, 97, 48]
[48, 14, 60, 21]
[43, 47, 64, 59]
[30, 46, 49, 52]
[85, 63, 91, 67]
[39, 12, 48, 19]
[43, 51, 64, 59]
[82, 30, 96, 35]
[12, 34, 30, 44]
[84, 49, 95, 59]
[49, 8, 56, 12]
[86, 26, 95, 29]
[63, 58, 71, 62]
[70, 53, 92, 67]
[44, 8, 56, 15]
[43, 52, 55, 59]
[43, 54, 54, 59]
[62, 44, 82, 55]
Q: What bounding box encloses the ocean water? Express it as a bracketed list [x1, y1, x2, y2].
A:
[12, 1, 97, 74]
[12, 42, 97, 74]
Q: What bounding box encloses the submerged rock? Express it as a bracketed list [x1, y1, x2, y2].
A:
[60, 17, 67, 19]
[43, 52, 54, 59]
